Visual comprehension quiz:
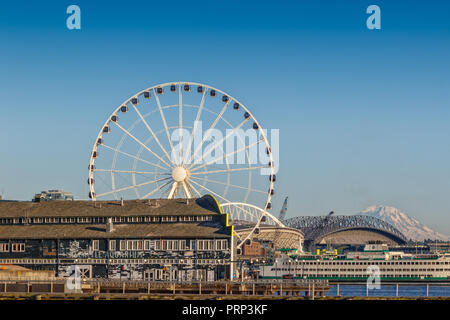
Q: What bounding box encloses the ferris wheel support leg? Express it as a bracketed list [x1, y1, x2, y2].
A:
[182, 182, 193, 199]
[168, 182, 178, 199]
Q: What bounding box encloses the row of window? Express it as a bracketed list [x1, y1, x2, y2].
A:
[0, 258, 227, 265]
[0, 239, 229, 254]
[93, 239, 229, 252]
[0, 215, 213, 225]
[0, 243, 25, 252]
[108, 259, 226, 265]
[146, 269, 208, 281]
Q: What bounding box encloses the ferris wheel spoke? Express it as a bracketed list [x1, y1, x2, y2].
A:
[181, 181, 193, 198]
[112, 121, 172, 169]
[160, 182, 173, 198]
[102, 144, 168, 172]
[190, 117, 249, 170]
[189, 176, 266, 194]
[189, 99, 230, 169]
[190, 165, 267, 175]
[182, 89, 207, 165]
[130, 104, 175, 166]
[190, 128, 261, 173]
[187, 181, 202, 197]
[153, 88, 179, 165]
[141, 180, 173, 199]
[94, 169, 169, 175]
[189, 179, 233, 204]
[179, 85, 183, 163]
[95, 177, 172, 198]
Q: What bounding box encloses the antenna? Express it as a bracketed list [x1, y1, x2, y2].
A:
[278, 196, 288, 221]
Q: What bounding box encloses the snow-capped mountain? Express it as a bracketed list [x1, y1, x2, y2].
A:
[358, 206, 449, 241]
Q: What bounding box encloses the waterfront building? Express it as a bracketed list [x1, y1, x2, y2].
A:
[0, 195, 233, 281]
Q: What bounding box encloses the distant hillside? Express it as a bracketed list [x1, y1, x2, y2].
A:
[358, 206, 449, 241]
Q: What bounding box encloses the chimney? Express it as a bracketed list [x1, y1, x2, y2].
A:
[121, 197, 124, 206]
[106, 218, 114, 233]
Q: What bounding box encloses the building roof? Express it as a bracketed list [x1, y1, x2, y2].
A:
[0, 195, 222, 218]
[0, 222, 231, 239]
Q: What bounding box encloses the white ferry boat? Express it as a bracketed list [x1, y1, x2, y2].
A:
[259, 243, 450, 281]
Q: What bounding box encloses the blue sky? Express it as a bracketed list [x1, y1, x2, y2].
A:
[0, 1, 449, 234]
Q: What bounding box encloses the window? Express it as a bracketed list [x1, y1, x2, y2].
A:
[197, 240, 214, 251]
[120, 240, 126, 251]
[11, 243, 25, 252]
[0, 243, 9, 252]
[126, 240, 143, 251]
[92, 240, 99, 251]
[216, 240, 228, 250]
[144, 240, 152, 251]
[161, 216, 177, 222]
[197, 216, 213, 222]
[109, 240, 116, 251]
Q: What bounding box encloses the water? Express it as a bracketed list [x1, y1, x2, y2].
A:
[325, 284, 450, 297]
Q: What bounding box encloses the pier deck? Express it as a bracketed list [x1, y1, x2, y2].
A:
[0, 279, 330, 299]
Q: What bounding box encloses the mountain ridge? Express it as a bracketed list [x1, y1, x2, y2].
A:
[358, 205, 449, 241]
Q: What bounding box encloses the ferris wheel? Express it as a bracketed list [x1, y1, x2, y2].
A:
[88, 82, 276, 210]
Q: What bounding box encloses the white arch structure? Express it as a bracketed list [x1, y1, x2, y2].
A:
[220, 202, 285, 250]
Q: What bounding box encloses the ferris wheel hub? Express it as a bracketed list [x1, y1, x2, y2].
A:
[172, 166, 188, 182]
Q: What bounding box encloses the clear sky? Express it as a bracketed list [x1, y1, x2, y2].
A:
[0, 1, 449, 234]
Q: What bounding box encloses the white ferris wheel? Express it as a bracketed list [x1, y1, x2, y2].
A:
[88, 82, 276, 210]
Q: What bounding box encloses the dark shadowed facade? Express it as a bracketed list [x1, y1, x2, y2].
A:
[0, 195, 234, 281]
